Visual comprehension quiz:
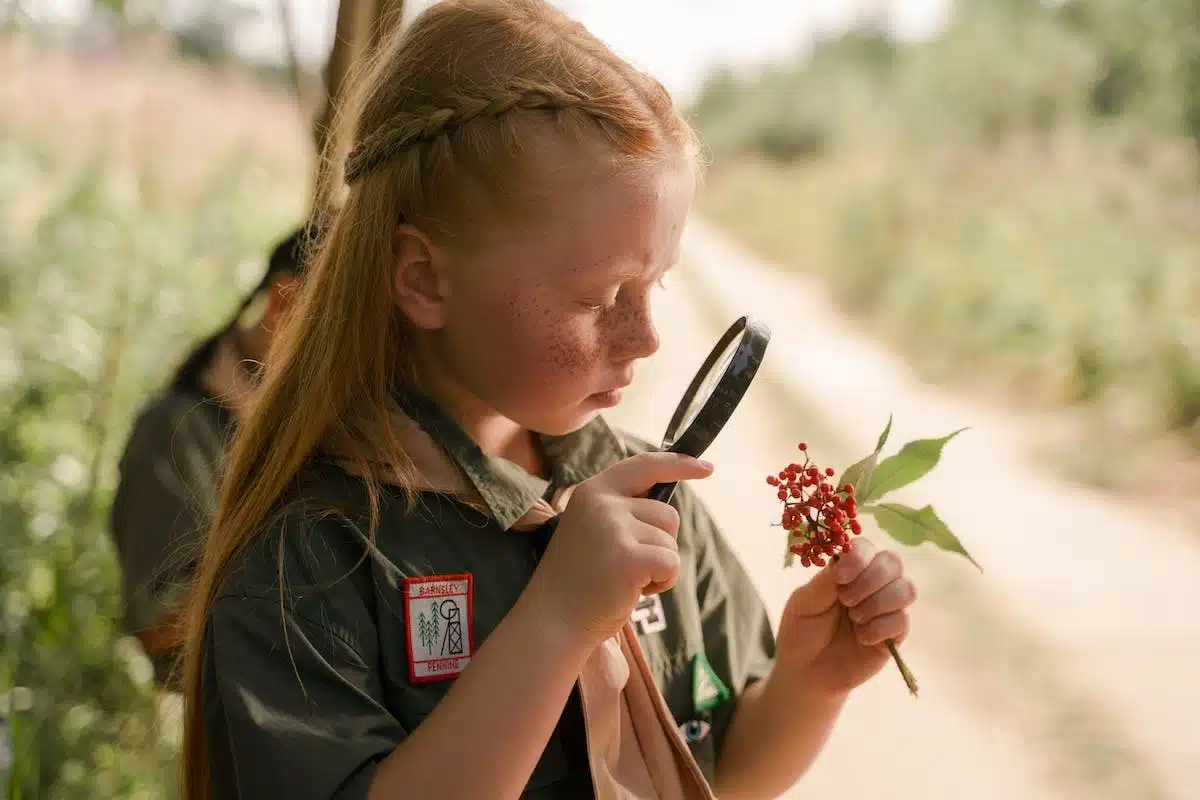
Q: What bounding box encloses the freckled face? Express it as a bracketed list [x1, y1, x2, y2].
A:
[432, 162, 695, 435]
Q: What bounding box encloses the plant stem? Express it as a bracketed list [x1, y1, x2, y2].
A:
[887, 639, 918, 697]
[827, 554, 919, 697]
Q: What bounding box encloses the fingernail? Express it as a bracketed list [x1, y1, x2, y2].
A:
[836, 560, 855, 583]
[697, 459, 713, 470]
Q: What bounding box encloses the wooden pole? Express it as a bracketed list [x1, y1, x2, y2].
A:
[309, 0, 407, 206]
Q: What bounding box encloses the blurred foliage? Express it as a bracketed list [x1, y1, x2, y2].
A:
[690, 0, 1200, 473]
[0, 39, 307, 796]
[7, 0, 319, 96]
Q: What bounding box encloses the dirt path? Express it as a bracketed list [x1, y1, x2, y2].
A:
[606, 271, 1057, 799]
[667, 220, 1200, 799]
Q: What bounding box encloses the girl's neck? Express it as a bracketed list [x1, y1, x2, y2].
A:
[411, 363, 549, 479]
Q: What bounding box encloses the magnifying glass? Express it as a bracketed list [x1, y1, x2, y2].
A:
[647, 315, 771, 504]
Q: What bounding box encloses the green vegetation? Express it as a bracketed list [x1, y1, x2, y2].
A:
[690, 0, 1200, 483]
[0, 40, 308, 796]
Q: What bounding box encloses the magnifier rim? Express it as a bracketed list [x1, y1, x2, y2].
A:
[661, 315, 770, 459]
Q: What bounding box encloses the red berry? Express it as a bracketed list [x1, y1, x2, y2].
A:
[850, 521, 863, 535]
[843, 540, 854, 553]
[843, 485, 854, 495]
[825, 467, 835, 477]
[767, 475, 779, 486]
[798, 442, 808, 451]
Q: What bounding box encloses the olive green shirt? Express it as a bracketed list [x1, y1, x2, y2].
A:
[110, 387, 232, 687]
[201, 395, 776, 798]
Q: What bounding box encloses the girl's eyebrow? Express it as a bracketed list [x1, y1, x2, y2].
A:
[596, 258, 677, 283]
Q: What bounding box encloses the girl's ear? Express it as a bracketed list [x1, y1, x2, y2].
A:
[392, 223, 450, 330]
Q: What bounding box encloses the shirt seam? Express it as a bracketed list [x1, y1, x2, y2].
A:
[212, 593, 370, 667]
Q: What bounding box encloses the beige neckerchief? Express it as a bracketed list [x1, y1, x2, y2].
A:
[325, 407, 715, 800]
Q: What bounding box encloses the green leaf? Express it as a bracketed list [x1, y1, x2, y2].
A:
[874, 414, 894, 453]
[864, 502, 982, 572]
[860, 428, 967, 504]
[837, 415, 894, 497]
[838, 451, 878, 496]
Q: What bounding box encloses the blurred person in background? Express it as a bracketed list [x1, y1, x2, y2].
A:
[108, 224, 316, 690]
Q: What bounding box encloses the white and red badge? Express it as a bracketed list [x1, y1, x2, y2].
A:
[404, 574, 474, 683]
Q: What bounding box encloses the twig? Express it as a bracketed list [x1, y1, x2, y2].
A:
[887, 639, 919, 697]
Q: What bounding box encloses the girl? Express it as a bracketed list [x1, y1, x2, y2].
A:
[181, 2, 917, 798]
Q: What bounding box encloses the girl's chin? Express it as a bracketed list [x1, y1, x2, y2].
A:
[586, 388, 623, 409]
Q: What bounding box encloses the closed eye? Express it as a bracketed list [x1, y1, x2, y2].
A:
[578, 268, 670, 312]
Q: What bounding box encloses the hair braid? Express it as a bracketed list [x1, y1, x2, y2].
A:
[345, 80, 611, 184]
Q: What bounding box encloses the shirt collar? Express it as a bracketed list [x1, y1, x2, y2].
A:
[396, 391, 628, 531]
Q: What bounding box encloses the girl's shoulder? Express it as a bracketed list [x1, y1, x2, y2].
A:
[214, 459, 407, 603]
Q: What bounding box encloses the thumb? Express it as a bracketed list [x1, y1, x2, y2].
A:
[785, 564, 841, 618]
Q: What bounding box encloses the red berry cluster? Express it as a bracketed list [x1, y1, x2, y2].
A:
[768, 442, 863, 568]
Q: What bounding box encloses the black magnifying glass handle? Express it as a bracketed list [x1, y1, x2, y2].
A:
[641, 316, 770, 509]
[647, 480, 678, 505]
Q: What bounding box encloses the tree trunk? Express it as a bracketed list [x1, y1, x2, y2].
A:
[310, 0, 406, 204]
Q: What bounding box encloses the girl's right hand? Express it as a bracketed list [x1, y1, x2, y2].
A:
[524, 452, 715, 647]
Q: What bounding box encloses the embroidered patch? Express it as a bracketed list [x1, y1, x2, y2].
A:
[404, 574, 474, 684]
[678, 719, 712, 744]
[692, 653, 730, 714]
[630, 593, 667, 635]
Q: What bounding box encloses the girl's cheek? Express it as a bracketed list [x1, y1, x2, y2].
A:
[510, 289, 600, 376]
[545, 323, 601, 375]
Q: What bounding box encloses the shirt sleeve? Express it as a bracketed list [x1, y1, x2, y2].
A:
[203, 516, 406, 799]
[109, 395, 224, 634]
[679, 485, 777, 762]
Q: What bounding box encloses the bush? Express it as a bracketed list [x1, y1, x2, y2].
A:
[1, 40, 307, 796]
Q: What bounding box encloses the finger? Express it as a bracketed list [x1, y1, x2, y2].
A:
[629, 497, 680, 537]
[632, 522, 679, 553]
[847, 577, 917, 625]
[633, 539, 681, 593]
[839, 548, 905, 608]
[596, 452, 714, 497]
[854, 610, 911, 647]
[831, 536, 876, 585]
[784, 566, 840, 618]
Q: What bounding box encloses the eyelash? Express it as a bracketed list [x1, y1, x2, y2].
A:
[580, 276, 668, 312]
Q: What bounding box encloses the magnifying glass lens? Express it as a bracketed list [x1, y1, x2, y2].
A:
[672, 335, 741, 442]
[646, 318, 769, 506]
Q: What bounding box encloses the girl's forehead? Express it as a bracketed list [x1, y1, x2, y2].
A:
[518, 164, 694, 281]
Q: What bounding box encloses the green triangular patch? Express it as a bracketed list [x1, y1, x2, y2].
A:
[692, 654, 730, 714]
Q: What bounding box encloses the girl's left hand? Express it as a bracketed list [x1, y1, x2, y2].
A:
[775, 537, 917, 698]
